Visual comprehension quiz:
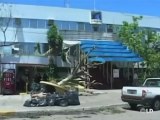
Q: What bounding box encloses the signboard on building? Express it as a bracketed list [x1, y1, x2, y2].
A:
[113, 69, 119, 78]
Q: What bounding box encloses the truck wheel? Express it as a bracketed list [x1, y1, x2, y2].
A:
[152, 99, 160, 111]
[129, 103, 137, 110]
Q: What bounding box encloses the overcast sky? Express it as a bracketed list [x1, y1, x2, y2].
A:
[1, 0, 160, 16]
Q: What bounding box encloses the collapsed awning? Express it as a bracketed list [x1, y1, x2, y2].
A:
[80, 39, 144, 63]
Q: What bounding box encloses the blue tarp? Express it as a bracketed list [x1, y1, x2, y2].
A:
[83, 48, 131, 53]
[80, 40, 144, 63]
[88, 57, 143, 63]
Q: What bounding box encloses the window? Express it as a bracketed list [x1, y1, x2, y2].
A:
[30, 19, 38, 28]
[54, 21, 62, 30]
[37, 19, 46, 28]
[91, 11, 102, 20]
[47, 19, 54, 26]
[144, 79, 160, 87]
[107, 24, 113, 33]
[99, 24, 106, 32]
[61, 21, 69, 30]
[69, 22, 78, 30]
[113, 25, 121, 34]
[13, 18, 21, 27]
[21, 19, 30, 28]
[85, 23, 92, 32]
[0, 17, 13, 27]
[3, 46, 12, 55]
[8, 18, 13, 27]
[92, 24, 99, 32]
[78, 22, 85, 31]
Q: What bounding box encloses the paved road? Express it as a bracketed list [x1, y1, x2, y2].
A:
[0, 90, 124, 114]
[2, 105, 160, 120]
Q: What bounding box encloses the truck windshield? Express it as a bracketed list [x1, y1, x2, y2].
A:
[144, 79, 160, 87]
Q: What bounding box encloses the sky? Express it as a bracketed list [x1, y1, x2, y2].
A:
[0, 0, 160, 17]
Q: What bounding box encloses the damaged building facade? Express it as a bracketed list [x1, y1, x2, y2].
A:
[0, 3, 160, 93]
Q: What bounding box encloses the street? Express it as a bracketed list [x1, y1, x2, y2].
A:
[1, 105, 160, 120]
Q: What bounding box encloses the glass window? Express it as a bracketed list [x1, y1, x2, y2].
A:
[21, 19, 30, 28]
[54, 21, 62, 30]
[85, 23, 92, 32]
[46, 20, 54, 29]
[0, 17, 13, 27]
[19, 43, 34, 55]
[91, 11, 102, 20]
[107, 24, 113, 33]
[3, 46, 12, 55]
[18, 43, 49, 55]
[30, 19, 37, 28]
[78, 22, 85, 31]
[99, 24, 106, 32]
[8, 18, 13, 27]
[37, 19, 46, 28]
[13, 18, 22, 27]
[69, 22, 78, 30]
[92, 24, 99, 32]
[61, 21, 69, 30]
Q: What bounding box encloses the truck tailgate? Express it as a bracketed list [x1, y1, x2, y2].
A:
[122, 87, 143, 97]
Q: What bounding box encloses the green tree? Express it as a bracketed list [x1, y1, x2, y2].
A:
[46, 24, 63, 79]
[119, 16, 160, 79]
[45, 24, 100, 87]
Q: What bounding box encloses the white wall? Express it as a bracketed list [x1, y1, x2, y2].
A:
[1, 4, 91, 23]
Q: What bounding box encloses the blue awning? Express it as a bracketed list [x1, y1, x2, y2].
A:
[80, 39, 144, 63]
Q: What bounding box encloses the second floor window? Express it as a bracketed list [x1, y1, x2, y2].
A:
[30, 19, 38, 28]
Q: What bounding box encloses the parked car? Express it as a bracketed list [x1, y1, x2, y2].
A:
[121, 78, 160, 111]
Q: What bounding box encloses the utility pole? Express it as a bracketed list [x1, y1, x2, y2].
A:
[93, 0, 96, 11]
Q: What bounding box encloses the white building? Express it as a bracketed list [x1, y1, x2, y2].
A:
[0, 3, 160, 69]
[0, 3, 160, 92]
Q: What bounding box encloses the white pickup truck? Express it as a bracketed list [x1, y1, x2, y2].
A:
[121, 78, 160, 111]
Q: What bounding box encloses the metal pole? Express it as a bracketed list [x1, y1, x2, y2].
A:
[127, 62, 130, 85]
[106, 62, 108, 88]
[93, 0, 96, 10]
[110, 62, 112, 89]
[103, 64, 105, 78]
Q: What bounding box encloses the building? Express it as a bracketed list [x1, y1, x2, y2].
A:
[0, 3, 160, 92]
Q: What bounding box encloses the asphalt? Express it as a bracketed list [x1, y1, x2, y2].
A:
[0, 89, 127, 117]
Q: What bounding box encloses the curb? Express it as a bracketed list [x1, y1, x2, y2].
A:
[0, 103, 128, 117]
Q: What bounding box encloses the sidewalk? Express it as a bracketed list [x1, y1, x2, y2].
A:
[0, 90, 126, 116]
